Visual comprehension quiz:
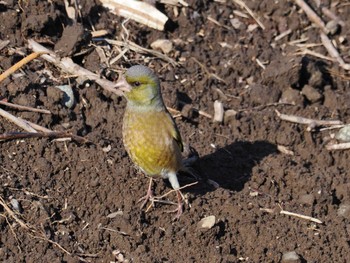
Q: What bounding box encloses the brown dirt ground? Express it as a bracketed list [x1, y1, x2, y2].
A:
[1, 0, 350, 262]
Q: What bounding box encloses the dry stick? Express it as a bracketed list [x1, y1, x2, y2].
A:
[232, 0, 265, 30]
[0, 101, 51, 114]
[320, 32, 350, 71]
[280, 208, 323, 224]
[18, 118, 53, 133]
[276, 110, 343, 131]
[326, 142, 350, 151]
[294, 0, 328, 33]
[0, 131, 89, 144]
[0, 40, 10, 51]
[0, 196, 30, 230]
[0, 108, 37, 132]
[0, 52, 47, 83]
[167, 106, 212, 119]
[104, 38, 178, 67]
[27, 39, 123, 97]
[294, 48, 335, 62]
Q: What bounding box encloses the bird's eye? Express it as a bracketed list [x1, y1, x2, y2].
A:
[133, 81, 141, 87]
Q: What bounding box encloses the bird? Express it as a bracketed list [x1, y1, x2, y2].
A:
[115, 65, 185, 219]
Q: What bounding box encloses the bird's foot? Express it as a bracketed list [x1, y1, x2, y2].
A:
[164, 190, 187, 220]
[167, 201, 183, 220]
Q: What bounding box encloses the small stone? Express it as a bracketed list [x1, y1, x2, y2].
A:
[301, 85, 323, 103]
[224, 109, 237, 124]
[230, 18, 242, 29]
[337, 204, 350, 219]
[282, 251, 301, 263]
[335, 125, 350, 142]
[326, 20, 339, 35]
[197, 215, 216, 229]
[280, 87, 303, 105]
[298, 194, 315, 206]
[107, 211, 123, 218]
[213, 100, 224, 123]
[150, 39, 173, 54]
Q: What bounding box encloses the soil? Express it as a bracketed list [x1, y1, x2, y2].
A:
[1, 0, 350, 262]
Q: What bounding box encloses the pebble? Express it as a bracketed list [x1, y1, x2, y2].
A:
[280, 87, 303, 105]
[301, 85, 323, 103]
[335, 125, 350, 142]
[150, 39, 173, 54]
[337, 204, 350, 219]
[282, 251, 301, 263]
[197, 215, 216, 229]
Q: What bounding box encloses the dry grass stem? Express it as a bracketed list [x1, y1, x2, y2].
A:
[274, 29, 292, 41]
[0, 52, 46, 83]
[105, 38, 178, 66]
[0, 40, 10, 51]
[276, 110, 343, 130]
[0, 131, 88, 144]
[280, 208, 323, 224]
[294, 48, 335, 62]
[27, 39, 123, 96]
[100, 0, 168, 31]
[326, 142, 350, 151]
[232, 0, 265, 30]
[294, 0, 328, 33]
[0, 108, 37, 132]
[0, 100, 51, 114]
[320, 32, 350, 70]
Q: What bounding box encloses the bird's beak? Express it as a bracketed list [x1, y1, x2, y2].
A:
[114, 77, 132, 92]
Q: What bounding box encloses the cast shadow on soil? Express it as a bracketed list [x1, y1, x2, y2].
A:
[179, 140, 277, 195]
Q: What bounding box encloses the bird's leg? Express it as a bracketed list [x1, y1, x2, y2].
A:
[138, 177, 154, 209]
[169, 189, 184, 220]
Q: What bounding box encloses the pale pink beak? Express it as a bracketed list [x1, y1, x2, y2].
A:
[114, 77, 132, 92]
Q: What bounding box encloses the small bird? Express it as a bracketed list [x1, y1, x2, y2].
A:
[115, 65, 185, 218]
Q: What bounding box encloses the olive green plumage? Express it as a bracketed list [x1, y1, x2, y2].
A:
[116, 65, 185, 218]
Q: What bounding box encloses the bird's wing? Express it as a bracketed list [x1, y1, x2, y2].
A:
[165, 110, 183, 152]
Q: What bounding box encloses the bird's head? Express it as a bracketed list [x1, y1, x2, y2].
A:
[115, 65, 163, 107]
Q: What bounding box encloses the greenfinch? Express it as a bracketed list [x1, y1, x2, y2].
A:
[115, 65, 185, 218]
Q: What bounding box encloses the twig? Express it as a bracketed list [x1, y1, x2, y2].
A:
[294, 48, 335, 62]
[0, 40, 10, 51]
[274, 29, 292, 41]
[0, 52, 47, 83]
[326, 142, 350, 151]
[104, 38, 178, 67]
[167, 106, 212, 119]
[294, 0, 328, 33]
[18, 118, 53, 133]
[232, 0, 265, 30]
[0, 131, 89, 144]
[27, 39, 123, 96]
[276, 110, 343, 131]
[0, 100, 51, 114]
[0, 108, 37, 132]
[239, 102, 294, 112]
[279, 207, 323, 224]
[0, 196, 30, 230]
[320, 32, 350, 70]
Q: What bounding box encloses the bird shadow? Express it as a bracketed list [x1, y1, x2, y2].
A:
[178, 140, 278, 195]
